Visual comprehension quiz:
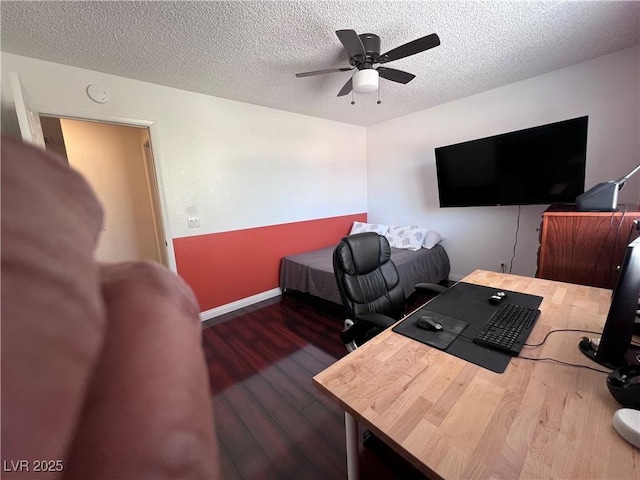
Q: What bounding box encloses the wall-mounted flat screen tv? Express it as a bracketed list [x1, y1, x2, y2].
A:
[435, 116, 588, 207]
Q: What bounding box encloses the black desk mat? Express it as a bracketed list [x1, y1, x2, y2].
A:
[393, 282, 543, 373]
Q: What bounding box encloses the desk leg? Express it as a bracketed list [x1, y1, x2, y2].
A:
[345, 412, 359, 480]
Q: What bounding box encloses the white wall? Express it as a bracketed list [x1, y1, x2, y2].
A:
[367, 46, 640, 280]
[3, 48, 638, 284]
[1, 52, 367, 269]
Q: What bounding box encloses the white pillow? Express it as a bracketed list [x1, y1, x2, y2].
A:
[349, 221, 389, 236]
[423, 230, 444, 249]
[385, 225, 427, 251]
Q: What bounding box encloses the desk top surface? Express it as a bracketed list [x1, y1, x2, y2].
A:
[313, 270, 640, 480]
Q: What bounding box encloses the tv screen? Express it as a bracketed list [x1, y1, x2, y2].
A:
[435, 116, 588, 207]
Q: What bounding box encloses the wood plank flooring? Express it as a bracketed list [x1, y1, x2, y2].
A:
[202, 291, 435, 480]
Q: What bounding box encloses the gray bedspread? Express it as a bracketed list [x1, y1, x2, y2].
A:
[280, 244, 450, 305]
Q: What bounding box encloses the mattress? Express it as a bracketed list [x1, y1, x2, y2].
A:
[280, 244, 450, 305]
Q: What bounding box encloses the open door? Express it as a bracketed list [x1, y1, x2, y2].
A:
[142, 140, 169, 267]
[39, 117, 169, 267]
[9, 72, 45, 148]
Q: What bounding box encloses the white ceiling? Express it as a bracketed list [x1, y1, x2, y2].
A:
[2, 1, 639, 126]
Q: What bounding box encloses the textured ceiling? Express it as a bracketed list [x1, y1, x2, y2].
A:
[2, 1, 639, 126]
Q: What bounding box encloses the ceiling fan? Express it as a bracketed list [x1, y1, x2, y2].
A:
[295, 29, 440, 97]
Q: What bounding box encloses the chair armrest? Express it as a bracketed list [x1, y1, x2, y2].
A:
[414, 283, 447, 295]
[340, 312, 396, 346]
[355, 312, 397, 329]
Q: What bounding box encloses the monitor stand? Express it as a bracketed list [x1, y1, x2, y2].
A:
[579, 338, 640, 368]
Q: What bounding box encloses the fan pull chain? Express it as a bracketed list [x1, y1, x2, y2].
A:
[377, 87, 381, 105]
[351, 89, 355, 105]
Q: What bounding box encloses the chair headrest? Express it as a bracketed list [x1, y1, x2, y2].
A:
[336, 232, 391, 275]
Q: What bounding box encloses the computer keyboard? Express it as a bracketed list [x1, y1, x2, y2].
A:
[473, 303, 541, 355]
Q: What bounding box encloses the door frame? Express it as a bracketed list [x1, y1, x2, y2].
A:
[141, 139, 169, 267]
[9, 71, 45, 147]
[36, 105, 177, 272]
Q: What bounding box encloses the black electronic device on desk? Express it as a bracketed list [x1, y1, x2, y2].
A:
[393, 282, 543, 373]
[579, 236, 640, 369]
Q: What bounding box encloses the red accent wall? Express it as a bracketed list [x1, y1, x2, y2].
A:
[173, 213, 367, 311]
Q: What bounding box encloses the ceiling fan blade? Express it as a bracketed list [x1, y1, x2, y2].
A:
[378, 33, 440, 64]
[295, 67, 353, 78]
[336, 29, 366, 58]
[377, 67, 416, 84]
[337, 77, 353, 97]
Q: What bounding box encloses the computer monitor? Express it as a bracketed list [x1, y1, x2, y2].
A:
[579, 236, 640, 368]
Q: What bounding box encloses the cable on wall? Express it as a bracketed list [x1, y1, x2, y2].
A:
[509, 205, 521, 274]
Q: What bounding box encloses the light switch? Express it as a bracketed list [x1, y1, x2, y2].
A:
[187, 216, 200, 229]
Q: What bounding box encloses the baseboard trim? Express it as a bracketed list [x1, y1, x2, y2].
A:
[200, 275, 461, 322]
[199, 287, 282, 322]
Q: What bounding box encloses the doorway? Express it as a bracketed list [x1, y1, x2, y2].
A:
[40, 116, 168, 266]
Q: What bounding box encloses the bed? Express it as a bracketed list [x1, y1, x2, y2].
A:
[280, 243, 450, 305]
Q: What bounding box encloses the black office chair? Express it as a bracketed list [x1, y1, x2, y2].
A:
[333, 232, 446, 351]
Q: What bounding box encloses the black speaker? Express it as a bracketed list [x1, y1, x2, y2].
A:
[607, 365, 640, 409]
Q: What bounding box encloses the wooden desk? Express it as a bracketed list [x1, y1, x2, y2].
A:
[313, 270, 639, 479]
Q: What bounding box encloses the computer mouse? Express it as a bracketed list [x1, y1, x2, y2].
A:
[489, 291, 507, 305]
[416, 316, 443, 332]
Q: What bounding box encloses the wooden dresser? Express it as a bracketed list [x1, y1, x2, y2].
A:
[536, 205, 640, 289]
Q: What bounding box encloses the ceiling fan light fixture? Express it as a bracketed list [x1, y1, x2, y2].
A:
[352, 69, 379, 94]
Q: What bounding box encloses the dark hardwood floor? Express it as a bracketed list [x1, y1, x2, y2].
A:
[202, 291, 435, 480]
